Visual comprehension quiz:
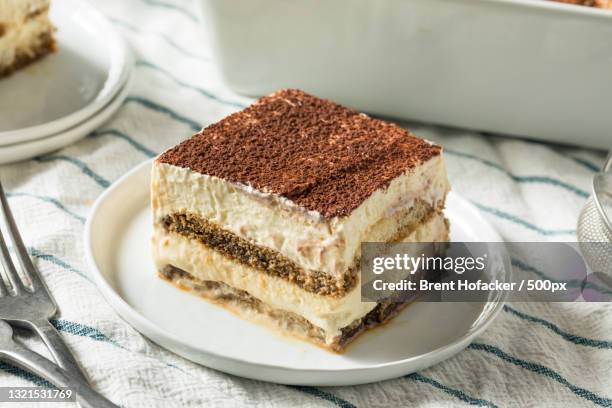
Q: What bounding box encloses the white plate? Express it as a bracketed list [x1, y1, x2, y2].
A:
[85, 161, 507, 386]
[0, 73, 131, 165]
[0, 0, 131, 145]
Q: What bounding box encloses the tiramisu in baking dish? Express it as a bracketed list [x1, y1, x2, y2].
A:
[0, 0, 56, 77]
[151, 89, 450, 351]
[552, 0, 611, 8]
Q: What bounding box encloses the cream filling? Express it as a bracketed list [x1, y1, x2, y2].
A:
[152, 154, 450, 278]
[0, 11, 53, 68]
[0, 0, 49, 22]
[152, 212, 449, 341]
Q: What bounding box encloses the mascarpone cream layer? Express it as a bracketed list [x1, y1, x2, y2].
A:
[152, 154, 449, 278]
[0, 12, 53, 68]
[152, 212, 449, 340]
[0, 0, 49, 23]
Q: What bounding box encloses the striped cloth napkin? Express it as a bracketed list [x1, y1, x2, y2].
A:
[1, 1, 610, 407]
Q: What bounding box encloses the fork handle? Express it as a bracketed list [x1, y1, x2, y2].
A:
[28, 319, 88, 384]
[0, 342, 117, 408]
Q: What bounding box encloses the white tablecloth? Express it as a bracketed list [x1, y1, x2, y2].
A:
[1, 1, 610, 407]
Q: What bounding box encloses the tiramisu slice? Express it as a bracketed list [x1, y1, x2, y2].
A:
[0, 0, 56, 78]
[151, 89, 450, 351]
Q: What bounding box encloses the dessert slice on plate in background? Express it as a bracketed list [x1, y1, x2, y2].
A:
[0, 0, 56, 78]
[552, 0, 612, 8]
[151, 89, 450, 352]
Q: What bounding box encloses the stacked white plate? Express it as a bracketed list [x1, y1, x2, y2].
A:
[0, 0, 132, 164]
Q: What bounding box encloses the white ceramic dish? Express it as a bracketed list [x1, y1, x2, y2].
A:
[0, 73, 131, 165]
[196, 0, 612, 149]
[84, 160, 507, 386]
[0, 0, 131, 145]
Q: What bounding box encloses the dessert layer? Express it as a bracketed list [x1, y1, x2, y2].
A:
[162, 201, 438, 296]
[160, 198, 443, 296]
[152, 211, 449, 338]
[552, 0, 612, 8]
[160, 265, 410, 352]
[162, 212, 355, 296]
[151, 155, 449, 279]
[0, 0, 49, 23]
[157, 89, 442, 218]
[0, 10, 55, 77]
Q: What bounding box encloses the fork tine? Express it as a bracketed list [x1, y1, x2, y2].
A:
[0, 227, 25, 294]
[0, 181, 42, 291]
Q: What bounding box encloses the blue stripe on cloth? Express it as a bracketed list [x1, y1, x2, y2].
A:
[90, 129, 157, 158]
[140, 0, 198, 22]
[503, 305, 612, 349]
[28, 247, 91, 282]
[288, 386, 356, 408]
[511, 257, 552, 280]
[51, 317, 205, 380]
[107, 17, 207, 60]
[444, 149, 505, 172]
[468, 342, 612, 407]
[1, 362, 52, 387]
[512, 176, 588, 199]
[471, 201, 576, 236]
[34, 155, 110, 188]
[6, 192, 85, 223]
[568, 156, 600, 172]
[125, 96, 202, 131]
[136, 60, 247, 109]
[445, 149, 589, 199]
[51, 319, 118, 346]
[407, 373, 498, 408]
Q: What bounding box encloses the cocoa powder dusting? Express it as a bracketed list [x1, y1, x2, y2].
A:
[158, 89, 441, 218]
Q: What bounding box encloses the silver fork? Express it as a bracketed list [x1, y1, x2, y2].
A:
[0, 320, 116, 408]
[0, 181, 87, 382]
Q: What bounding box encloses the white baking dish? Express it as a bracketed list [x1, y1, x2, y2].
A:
[195, 0, 612, 149]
